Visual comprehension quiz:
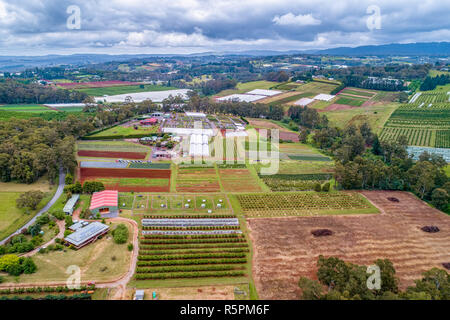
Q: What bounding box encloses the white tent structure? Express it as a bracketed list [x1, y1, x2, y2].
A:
[189, 134, 210, 157]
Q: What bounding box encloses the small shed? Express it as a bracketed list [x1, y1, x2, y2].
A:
[63, 194, 80, 215]
[134, 290, 145, 300]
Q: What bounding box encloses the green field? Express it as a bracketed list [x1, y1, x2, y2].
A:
[216, 80, 278, 97]
[335, 96, 366, 106]
[76, 84, 178, 96]
[380, 101, 450, 147]
[0, 104, 55, 112]
[77, 140, 150, 152]
[94, 178, 170, 187]
[0, 191, 54, 241]
[340, 88, 376, 97]
[324, 103, 399, 134]
[88, 124, 160, 138]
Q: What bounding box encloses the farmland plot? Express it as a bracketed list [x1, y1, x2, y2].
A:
[135, 215, 250, 284]
[236, 191, 377, 217]
[175, 167, 221, 192]
[218, 168, 263, 192]
[248, 191, 450, 299]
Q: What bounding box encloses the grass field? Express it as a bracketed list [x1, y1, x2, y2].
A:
[294, 81, 339, 94]
[0, 104, 55, 112]
[76, 84, 178, 96]
[88, 124, 160, 138]
[77, 140, 150, 153]
[94, 177, 170, 187]
[1, 221, 133, 284]
[334, 96, 366, 106]
[216, 81, 278, 97]
[0, 190, 55, 241]
[323, 103, 399, 134]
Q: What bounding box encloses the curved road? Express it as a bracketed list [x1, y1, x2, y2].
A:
[0, 168, 66, 245]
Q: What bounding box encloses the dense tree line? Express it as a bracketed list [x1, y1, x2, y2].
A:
[0, 80, 88, 104]
[287, 106, 328, 129]
[199, 79, 237, 95]
[420, 74, 450, 91]
[299, 256, 449, 300]
[325, 64, 431, 81]
[310, 122, 449, 211]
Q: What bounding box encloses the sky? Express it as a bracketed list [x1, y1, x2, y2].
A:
[0, 0, 449, 56]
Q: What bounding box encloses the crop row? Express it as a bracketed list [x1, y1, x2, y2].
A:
[137, 258, 247, 267]
[136, 265, 244, 273]
[142, 233, 242, 239]
[135, 271, 245, 280]
[140, 238, 247, 245]
[139, 248, 249, 255]
[142, 226, 240, 230]
[259, 173, 332, 181]
[261, 179, 325, 191]
[140, 243, 249, 250]
[138, 252, 247, 261]
[143, 214, 235, 219]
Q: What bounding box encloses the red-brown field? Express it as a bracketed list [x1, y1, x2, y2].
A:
[247, 191, 450, 299]
[175, 180, 221, 193]
[77, 150, 147, 159]
[79, 167, 171, 192]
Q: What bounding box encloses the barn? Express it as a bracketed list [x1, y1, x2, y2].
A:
[89, 190, 118, 215]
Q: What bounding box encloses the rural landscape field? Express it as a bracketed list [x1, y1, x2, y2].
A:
[0, 0, 449, 312]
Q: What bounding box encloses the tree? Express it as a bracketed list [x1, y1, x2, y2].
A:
[298, 277, 324, 300]
[65, 215, 73, 229]
[431, 188, 449, 210]
[22, 257, 37, 274]
[16, 191, 44, 210]
[112, 224, 129, 244]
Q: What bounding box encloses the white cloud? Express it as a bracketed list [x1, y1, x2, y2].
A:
[272, 13, 321, 27]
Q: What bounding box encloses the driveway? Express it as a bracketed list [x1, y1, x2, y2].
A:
[0, 168, 66, 245]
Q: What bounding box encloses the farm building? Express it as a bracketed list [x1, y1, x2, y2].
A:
[89, 190, 119, 215]
[65, 222, 109, 249]
[140, 118, 158, 125]
[313, 93, 335, 101]
[246, 89, 282, 96]
[185, 111, 206, 118]
[294, 98, 315, 106]
[63, 194, 80, 215]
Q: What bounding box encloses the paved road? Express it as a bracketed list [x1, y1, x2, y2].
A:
[0, 168, 66, 245]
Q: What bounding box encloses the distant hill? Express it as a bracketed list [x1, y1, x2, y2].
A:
[0, 42, 449, 72]
[316, 42, 450, 56]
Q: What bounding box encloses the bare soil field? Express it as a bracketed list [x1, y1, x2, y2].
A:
[77, 150, 147, 159]
[124, 285, 235, 300]
[247, 191, 450, 299]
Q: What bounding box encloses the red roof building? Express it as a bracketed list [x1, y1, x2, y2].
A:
[89, 190, 118, 214]
[140, 118, 158, 125]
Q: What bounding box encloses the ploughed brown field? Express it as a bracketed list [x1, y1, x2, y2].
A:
[77, 150, 147, 159]
[247, 191, 450, 300]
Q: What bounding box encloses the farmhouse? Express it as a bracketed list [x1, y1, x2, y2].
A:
[65, 222, 109, 249]
[63, 194, 80, 215]
[89, 190, 119, 215]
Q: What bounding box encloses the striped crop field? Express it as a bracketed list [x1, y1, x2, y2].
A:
[380, 102, 450, 147]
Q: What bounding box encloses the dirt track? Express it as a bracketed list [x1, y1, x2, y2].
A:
[247, 191, 450, 300]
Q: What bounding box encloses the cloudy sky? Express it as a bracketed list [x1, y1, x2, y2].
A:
[0, 0, 449, 55]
